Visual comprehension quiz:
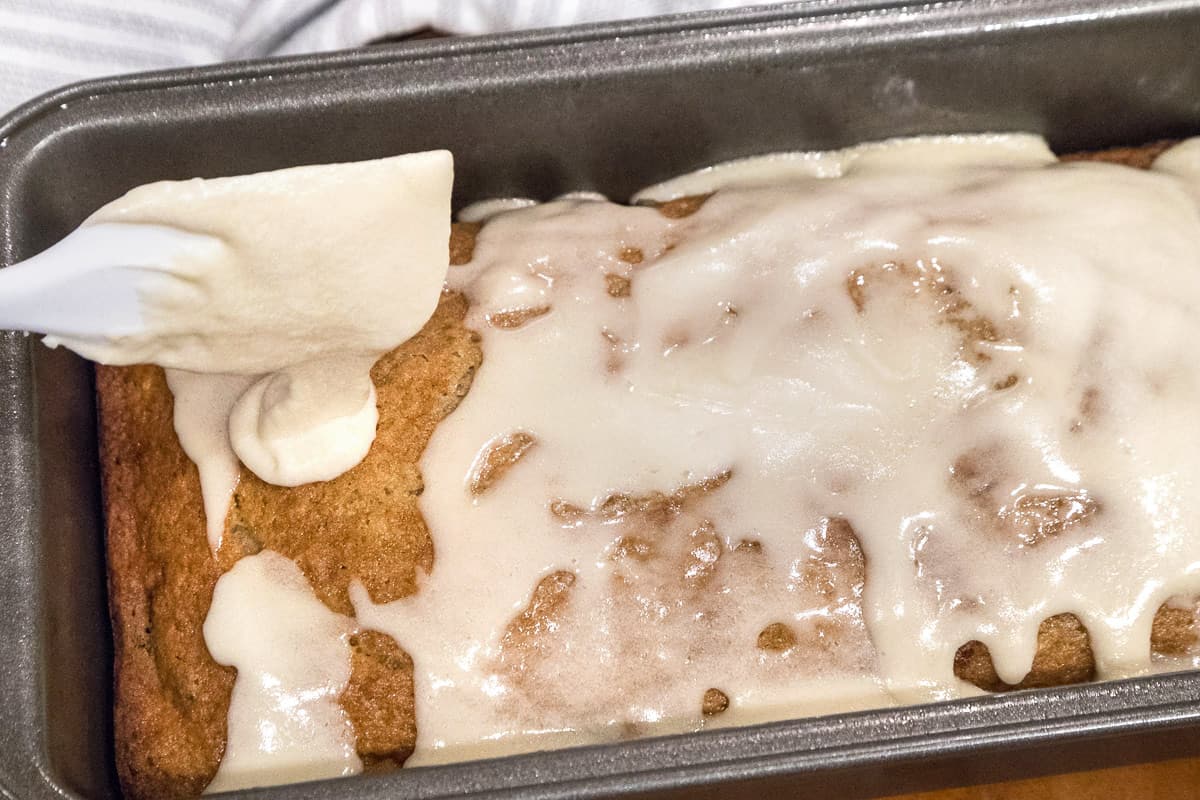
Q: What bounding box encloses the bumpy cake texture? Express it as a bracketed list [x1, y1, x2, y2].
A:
[98, 145, 1197, 800]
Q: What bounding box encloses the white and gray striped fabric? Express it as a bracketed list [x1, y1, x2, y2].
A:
[0, 0, 787, 115]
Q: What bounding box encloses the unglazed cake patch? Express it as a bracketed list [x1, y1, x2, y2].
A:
[202, 134, 1200, 780]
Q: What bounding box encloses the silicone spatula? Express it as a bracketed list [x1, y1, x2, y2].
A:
[0, 221, 221, 344]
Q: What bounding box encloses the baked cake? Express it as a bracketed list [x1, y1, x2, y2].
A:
[97, 136, 1200, 798]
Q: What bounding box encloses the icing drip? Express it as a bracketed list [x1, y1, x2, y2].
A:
[341, 134, 1200, 763]
[164, 369, 256, 551]
[204, 551, 360, 792]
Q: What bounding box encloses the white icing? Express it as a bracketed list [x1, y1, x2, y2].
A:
[458, 197, 539, 223]
[228, 357, 379, 488]
[459, 194, 607, 225]
[164, 369, 256, 551]
[633, 133, 1056, 202]
[336, 134, 1200, 765]
[75, 151, 453, 528]
[554, 190, 610, 203]
[77, 151, 453, 375]
[1155, 138, 1200, 197]
[204, 550, 360, 793]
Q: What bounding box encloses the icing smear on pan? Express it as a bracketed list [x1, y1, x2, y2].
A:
[208, 134, 1200, 787]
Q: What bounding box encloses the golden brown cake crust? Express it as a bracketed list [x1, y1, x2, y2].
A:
[99, 364, 233, 800]
[100, 149, 1198, 800]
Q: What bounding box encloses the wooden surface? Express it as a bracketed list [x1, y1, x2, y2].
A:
[886, 756, 1200, 799]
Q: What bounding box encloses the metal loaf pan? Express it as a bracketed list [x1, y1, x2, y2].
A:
[3, 1, 1200, 798]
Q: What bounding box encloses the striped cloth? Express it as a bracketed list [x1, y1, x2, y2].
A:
[0, 0, 787, 114]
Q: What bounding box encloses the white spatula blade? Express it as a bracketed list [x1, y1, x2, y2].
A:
[0, 222, 221, 341]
